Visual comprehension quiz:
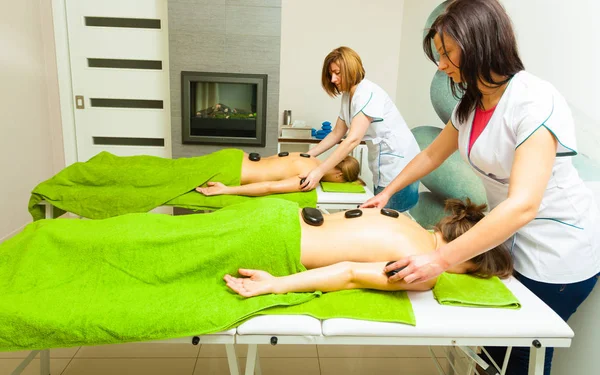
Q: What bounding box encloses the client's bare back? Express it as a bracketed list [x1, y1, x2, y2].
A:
[299, 208, 435, 269]
[240, 152, 321, 184]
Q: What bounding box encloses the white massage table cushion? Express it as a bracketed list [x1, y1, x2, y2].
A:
[322, 279, 573, 339]
[236, 315, 322, 336]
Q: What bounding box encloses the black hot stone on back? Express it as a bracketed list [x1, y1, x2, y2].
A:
[344, 209, 363, 218]
[249, 153, 261, 162]
[278, 152, 289, 157]
[300, 153, 311, 158]
[380, 208, 400, 218]
[301, 207, 324, 226]
[385, 261, 407, 278]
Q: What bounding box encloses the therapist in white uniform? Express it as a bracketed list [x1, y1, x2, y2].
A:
[362, 1, 599, 374]
[300, 46, 421, 212]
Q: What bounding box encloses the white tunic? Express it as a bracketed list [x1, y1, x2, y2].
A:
[451, 71, 600, 283]
[339, 79, 420, 188]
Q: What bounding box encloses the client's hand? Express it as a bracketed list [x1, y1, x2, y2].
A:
[299, 168, 324, 191]
[385, 251, 450, 284]
[361, 191, 390, 208]
[224, 269, 275, 297]
[195, 181, 228, 196]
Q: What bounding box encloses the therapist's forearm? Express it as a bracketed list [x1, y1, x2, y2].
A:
[381, 151, 439, 196]
[436, 197, 538, 267]
[317, 137, 361, 175]
[308, 124, 345, 157]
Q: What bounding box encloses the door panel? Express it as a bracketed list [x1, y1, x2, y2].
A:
[65, 0, 171, 161]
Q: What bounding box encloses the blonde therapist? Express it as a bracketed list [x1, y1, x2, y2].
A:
[300, 46, 421, 212]
[362, 1, 600, 374]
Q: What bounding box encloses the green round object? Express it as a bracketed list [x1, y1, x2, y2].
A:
[423, 1, 452, 60]
[411, 126, 487, 205]
[430, 70, 460, 124]
[408, 192, 447, 229]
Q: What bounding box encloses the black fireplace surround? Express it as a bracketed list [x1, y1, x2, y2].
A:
[181, 71, 267, 147]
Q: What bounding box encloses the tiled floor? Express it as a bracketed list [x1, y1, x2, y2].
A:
[0, 344, 454, 375]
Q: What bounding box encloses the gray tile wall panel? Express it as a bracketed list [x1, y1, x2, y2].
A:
[225, 6, 281, 37]
[168, 0, 281, 158]
[226, 0, 281, 8]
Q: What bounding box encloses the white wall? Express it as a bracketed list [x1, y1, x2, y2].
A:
[503, 0, 600, 163]
[0, 1, 64, 242]
[396, 0, 444, 129]
[279, 0, 405, 131]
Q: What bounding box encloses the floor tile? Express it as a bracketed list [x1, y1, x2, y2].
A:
[317, 345, 447, 358]
[319, 357, 448, 375]
[0, 347, 79, 359]
[0, 359, 70, 375]
[75, 343, 199, 358]
[253, 358, 320, 375]
[194, 358, 234, 375]
[199, 344, 317, 358]
[62, 358, 196, 375]
[195, 357, 320, 375]
[198, 344, 243, 358]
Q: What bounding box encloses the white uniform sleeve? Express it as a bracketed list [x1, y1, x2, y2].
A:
[338, 105, 347, 124]
[514, 85, 577, 156]
[449, 103, 460, 130]
[351, 88, 384, 122]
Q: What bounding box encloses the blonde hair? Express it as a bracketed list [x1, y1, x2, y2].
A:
[321, 46, 366, 97]
[434, 198, 513, 279]
[335, 155, 365, 185]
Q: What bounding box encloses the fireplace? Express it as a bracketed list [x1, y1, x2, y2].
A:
[181, 71, 267, 147]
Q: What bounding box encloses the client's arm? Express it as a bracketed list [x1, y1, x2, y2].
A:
[224, 261, 437, 297]
[196, 177, 302, 197]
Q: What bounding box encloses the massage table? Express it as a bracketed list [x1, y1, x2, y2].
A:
[11, 202, 573, 375]
[11, 277, 573, 375]
[36, 185, 375, 219]
[315, 184, 374, 211]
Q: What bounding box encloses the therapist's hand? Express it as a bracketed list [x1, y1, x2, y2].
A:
[299, 168, 324, 191]
[361, 191, 391, 208]
[385, 250, 450, 284]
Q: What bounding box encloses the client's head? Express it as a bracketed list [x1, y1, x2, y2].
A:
[321, 155, 365, 185]
[434, 198, 514, 279]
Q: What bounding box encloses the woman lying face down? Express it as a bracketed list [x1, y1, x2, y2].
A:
[225, 199, 513, 297]
[196, 152, 363, 197]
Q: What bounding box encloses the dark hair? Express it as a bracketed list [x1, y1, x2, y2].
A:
[423, 0, 524, 124]
[321, 46, 366, 97]
[434, 198, 513, 279]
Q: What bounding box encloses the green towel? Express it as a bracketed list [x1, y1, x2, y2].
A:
[28, 149, 317, 221]
[167, 190, 316, 213]
[433, 273, 521, 309]
[0, 199, 318, 352]
[320, 181, 366, 193]
[262, 289, 415, 325]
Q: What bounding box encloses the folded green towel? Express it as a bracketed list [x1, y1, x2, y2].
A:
[433, 273, 521, 309]
[0, 199, 318, 351]
[320, 181, 366, 193]
[262, 289, 415, 325]
[28, 149, 317, 220]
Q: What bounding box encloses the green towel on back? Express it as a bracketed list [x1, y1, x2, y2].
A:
[320, 181, 366, 193]
[433, 273, 521, 309]
[262, 289, 415, 325]
[28, 149, 317, 220]
[0, 199, 318, 352]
